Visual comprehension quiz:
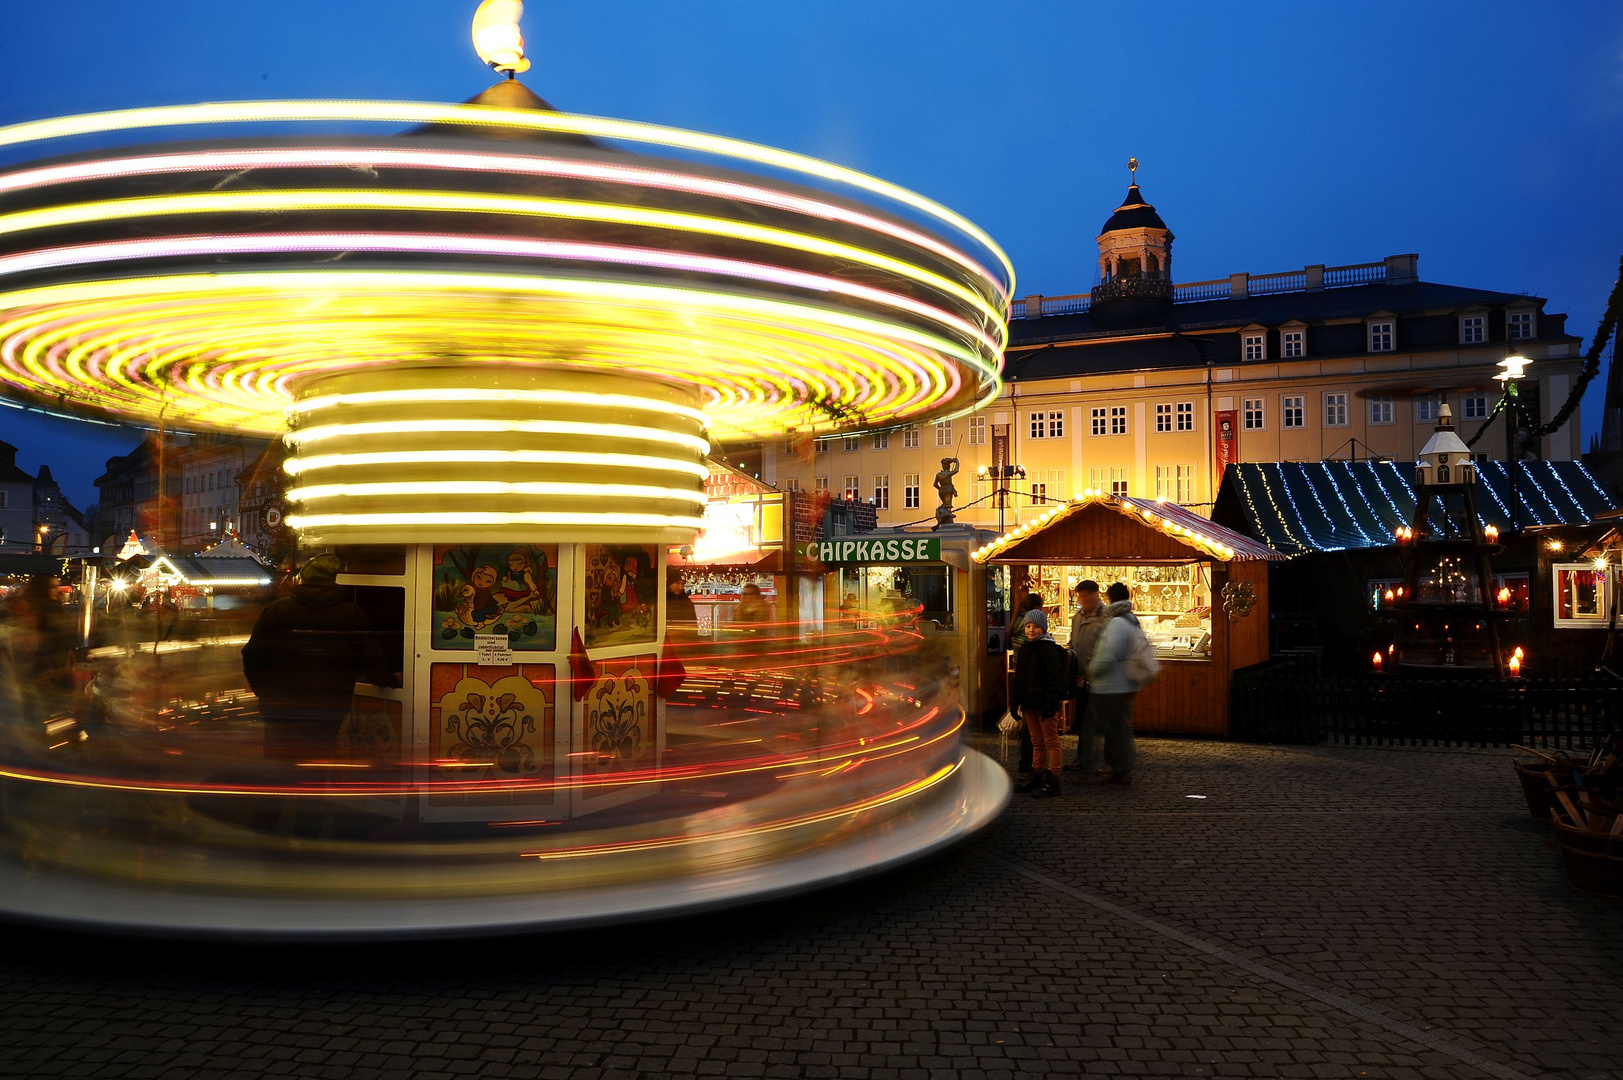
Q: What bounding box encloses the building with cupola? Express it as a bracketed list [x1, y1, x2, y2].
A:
[760, 171, 1589, 531]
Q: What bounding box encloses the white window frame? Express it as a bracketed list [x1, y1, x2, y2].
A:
[1462, 394, 1489, 420]
[1154, 464, 1174, 500]
[1508, 310, 1534, 340]
[871, 431, 889, 451]
[1176, 402, 1194, 431]
[1417, 396, 1439, 423]
[815, 438, 829, 455]
[1368, 321, 1395, 353]
[902, 424, 920, 449]
[1552, 563, 1611, 628]
[843, 475, 860, 501]
[872, 474, 890, 510]
[1242, 333, 1265, 361]
[903, 472, 920, 509]
[1370, 397, 1394, 425]
[1028, 412, 1046, 439]
[934, 420, 953, 447]
[1324, 392, 1349, 428]
[782, 477, 800, 492]
[1047, 411, 1064, 439]
[1176, 464, 1197, 504]
[1090, 467, 1128, 496]
[1155, 403, 1173, 432]
[842, 435, 860, 453]
[968, 416, 987, 445]
[1090, 408, 1107, 436]
[1281, 329, 1304, 358]
[1460, 315, 1485, 344]
[814, 476, 829, 492]
[1282, 395, 1305, 429]
[1243, 398, 1265, 430]
[1110, 406, 1128, 435]
[1027, 480, 1047, 507]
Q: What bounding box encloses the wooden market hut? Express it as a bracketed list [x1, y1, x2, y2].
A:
[979, 493, 1285, 737]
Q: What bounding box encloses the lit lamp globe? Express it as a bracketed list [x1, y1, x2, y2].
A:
[472, 0, 532, 74]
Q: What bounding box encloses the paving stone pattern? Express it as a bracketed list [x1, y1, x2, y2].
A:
[2, 738, 1619, 1079]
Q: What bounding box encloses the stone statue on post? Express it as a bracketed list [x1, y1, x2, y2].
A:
[933, 457, 960, 529]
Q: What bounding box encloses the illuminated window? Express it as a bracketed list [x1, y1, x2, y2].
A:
[1461, 315, 1484, 344]
[1282, 396, 1305, 429]
[902, 424, 920, 449]
[968, 416, 987, 445]
[934, 420, 953, 446]
[1243, 398, 1265, 430]
[1111, 406, 1128, 435]
[1553, 563, 1609, 627]
[1155, 403, 1172, 432]
[1508, 310, 1534, 339]
[872, 431, 889, 450]
[872, 474, 889, 510]
[904, 473, 920, 509]
[1281, 330, 1304, 358]
[1090, 467, 1128, 496]
[1325, 393, 1349, 427]
[1177, 464, 1197, 504]
[843, 475, 860, 500]
[1243, 334, 1265, 361]
[1154, 465, 1174, 499]
[1177, 402, 1194, 431]
[1463, 394, 1488, 420]
[1369, 321, 1394, 352]
[1370, 397, 1394, 425]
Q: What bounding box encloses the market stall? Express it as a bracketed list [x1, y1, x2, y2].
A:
[976, 492, 1284, 736]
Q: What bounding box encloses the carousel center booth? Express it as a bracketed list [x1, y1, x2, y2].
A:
[976, 492, 1284, 736]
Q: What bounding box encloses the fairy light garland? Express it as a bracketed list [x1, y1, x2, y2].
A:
[971, 490, 1264, 564]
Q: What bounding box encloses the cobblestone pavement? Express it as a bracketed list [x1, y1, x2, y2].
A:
[2, 737, 1619, 1080]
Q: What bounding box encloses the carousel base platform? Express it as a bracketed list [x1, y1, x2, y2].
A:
[0, 750, 1009, 941]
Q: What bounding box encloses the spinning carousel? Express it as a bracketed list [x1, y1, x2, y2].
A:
[0, 3, 1011, 936]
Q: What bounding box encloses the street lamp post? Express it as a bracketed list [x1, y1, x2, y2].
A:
[1494, 347, 1531, 536]
[976, 462, 1026, 534]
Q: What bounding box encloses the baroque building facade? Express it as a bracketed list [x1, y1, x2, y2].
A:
[763, 181, 1586, 530]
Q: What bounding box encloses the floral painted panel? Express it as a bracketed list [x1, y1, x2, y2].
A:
[428, 662, 556, 808]
[579, 654, 657, 803]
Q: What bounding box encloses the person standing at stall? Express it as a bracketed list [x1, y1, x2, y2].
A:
[1011, 609, 1068, 798]
[1063, 579, 1107, 773]
[1087, 581, 1151, 784]
[1006, 591, 1045, 784]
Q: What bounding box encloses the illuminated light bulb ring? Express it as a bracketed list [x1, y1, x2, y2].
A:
[0, 105, 1011, 530]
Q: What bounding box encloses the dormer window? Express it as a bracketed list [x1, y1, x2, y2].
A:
[1368, 320, 1395, 352]
[1507, 310, 1535, 340]
[1460, 314, 1485, 344]
[1242, 332, 1266, 361]
[1281, 329, 1305, 358]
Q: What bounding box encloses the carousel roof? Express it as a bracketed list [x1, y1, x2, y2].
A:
[148, 555, 273, 587]
[975, 490, 1285, 565]
[1214, 460, 1618, 556]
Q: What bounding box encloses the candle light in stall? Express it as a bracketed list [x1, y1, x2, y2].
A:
[1484, 525, 1499, 544]
[1372, 651, 1383, 671]
[1508, 654, 1522, 676]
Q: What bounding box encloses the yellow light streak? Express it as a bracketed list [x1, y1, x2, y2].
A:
[285, 481, 709, 505]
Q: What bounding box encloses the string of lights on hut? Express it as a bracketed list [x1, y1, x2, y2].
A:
[971, 489, 1283, 564]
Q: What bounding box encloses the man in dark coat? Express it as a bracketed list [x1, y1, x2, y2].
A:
[242, 554, 392, 763]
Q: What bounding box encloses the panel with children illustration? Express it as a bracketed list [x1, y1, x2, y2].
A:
[582, 543, 658, 650]
[430, 544, 559, 650]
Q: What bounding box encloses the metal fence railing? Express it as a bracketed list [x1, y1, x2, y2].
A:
[1230, 658, 1622, 750]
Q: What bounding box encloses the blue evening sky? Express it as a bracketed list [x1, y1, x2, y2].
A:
[1, 0, 1620, 510]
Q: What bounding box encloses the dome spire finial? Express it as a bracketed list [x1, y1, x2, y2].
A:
[1127, 156, 1139, 184]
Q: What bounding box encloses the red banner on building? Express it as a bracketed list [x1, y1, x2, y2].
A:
[1214, 410, 1238, 488]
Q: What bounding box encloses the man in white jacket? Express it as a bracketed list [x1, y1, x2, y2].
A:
[1085, 581, 1140, 783]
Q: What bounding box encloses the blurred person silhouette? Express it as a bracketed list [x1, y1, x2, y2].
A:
[1010, 609, 1068, 799]
[1088, 581, 1153, 784]
[734, 582, 771, 623]
[242, 554, 392, 764]
[0, 574, 76, 731]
